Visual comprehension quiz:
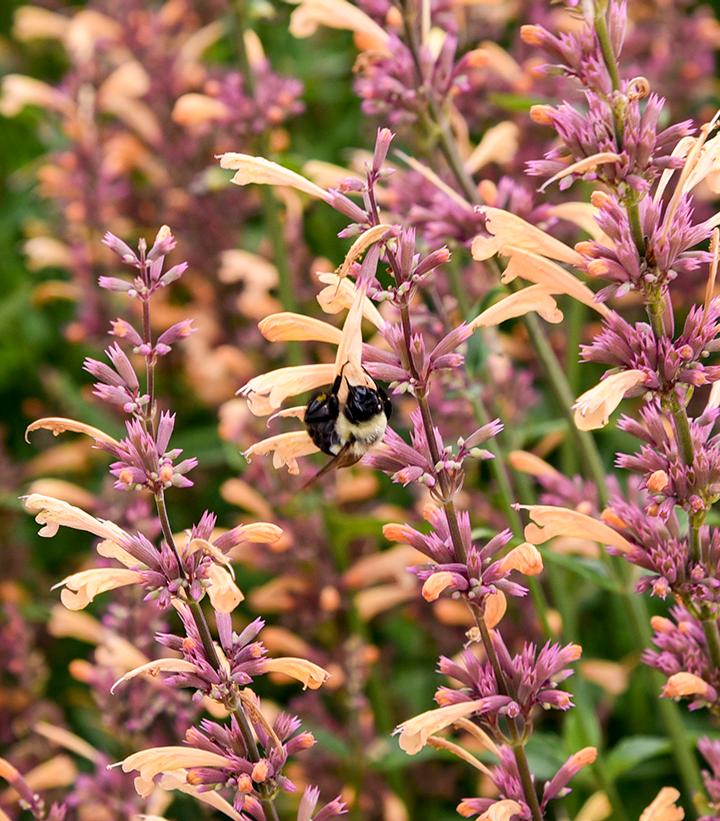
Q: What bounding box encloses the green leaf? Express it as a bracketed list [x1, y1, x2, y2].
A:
[541, 549, 621, 593]
[605, 736, 671, 780]
[488, 92, 547, 112]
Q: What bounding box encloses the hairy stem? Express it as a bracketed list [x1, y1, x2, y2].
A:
[154, 490, 281, 820]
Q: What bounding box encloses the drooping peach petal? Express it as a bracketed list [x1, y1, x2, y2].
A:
[662, 672, 711, 699]
[13, 6, 70, 41]
[303, 159, 364, 189]
[218, 153, 330, 200]
[355, 584, 416, 620]
[547, 202, 609, 242]
[239, 363, 336, 415]
[263, 657, 329, 689]
[472, 207, 584, 264]
[640, 787, 684, 821]
[172, 93, 230, 127]
[47, 605, 106, 644]
[469, 285, 563, 328]
[484, 589, 507, 628]
[34, 722, 101, 763]
[258, 312, 342, 344]
[54, 568, 145, 610]
[0, 74, 70, 116]
[421, 571, 456, 602]
[23, 236, 73, 270]
[499, 247, 609, 317]
[218, 248, 278, 287]
[573, 369, 647, 431]
[344, 545, 428, 588]
[25, 416, 120, 447]
[498, 543, 543, 576]
[110, 658, 198, 694]
[316, 272, 385, 329]
[465, 121, 519, 173]
[98, 60, 150, 101]
[244, 431, 320, 475]
[580, 660, 629, 696]
[206, 564, 244, 613]
[220, 478, 274, 519]
[538, 152, 622, 192]
[117, 747, 236, 784]
[23, 493, 128, 543]
[4, 756, 76, 795]
[474, 800, 524, 821]
[521, 505, 635, 554]
[427, 736, 494, 777]
[289, 0, 391, 53]
[395, 700, 489, 755]
[336, 224, 395, 280]
[507, 450, 563, 480]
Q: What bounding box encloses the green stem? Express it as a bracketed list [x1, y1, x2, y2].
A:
[155, 490, 281, 821]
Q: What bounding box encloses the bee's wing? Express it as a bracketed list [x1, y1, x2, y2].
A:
[302, 442, 361, 489]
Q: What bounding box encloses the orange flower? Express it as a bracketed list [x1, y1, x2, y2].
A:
[394, 699, 489, 754]
[521, 505, 635, 554]
[573, 369, 647, 430]
[640, 787, 684, 821]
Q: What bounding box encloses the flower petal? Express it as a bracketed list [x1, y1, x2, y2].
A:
[218, 153, 329, 200]
[395, 699, 490, 755]
[239, 363, 336, 415]
[469, 285, 563, 328]
[25, 416, 120, 447]
[244, 430, 320, 475]
[521, 505, 635, 554]
[263, 657, 329, 689]
[573, 369, 647, 431]
[111, 658, 198, 694]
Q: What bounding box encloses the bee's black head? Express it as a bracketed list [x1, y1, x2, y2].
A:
[344, 385, 384, 423]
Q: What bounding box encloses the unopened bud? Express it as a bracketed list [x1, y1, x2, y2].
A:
[529, 104, 554, 125]
[647, 469, 669, 493]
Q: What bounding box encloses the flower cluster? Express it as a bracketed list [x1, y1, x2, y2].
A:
[20, 228, 343, 820]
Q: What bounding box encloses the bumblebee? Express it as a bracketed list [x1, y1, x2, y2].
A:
[304, 369, 391, 484]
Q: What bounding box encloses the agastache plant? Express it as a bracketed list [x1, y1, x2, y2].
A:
[479, 0, 720, 813]
[218, 127, 604, 820]
[20, 227, 345, 821]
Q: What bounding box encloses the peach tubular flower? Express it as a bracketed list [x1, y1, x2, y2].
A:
[218, 153, 330, 200]
[472, 207, 584, 265]
[23, 493, 128, 544]
[538, 151, 622, 192]
[640, 787, 684, 821]
[507, 450, 563, 481]
[521, 505, 636, 554]
[316, 272, 386, 329]
[263, 657, 330, 689]
[394, 699, 490, 755]
[258, 313, 343, 344]
[244, 431, 320, 474]
[53, 567, 146, 610]
[469, 285, 563, 328]
[172, 93, 230, 128]
[483, 589, 507, 628]
[110, 658, 198, 694]
[25, 416, 120, 447]
[0, 74, 70, 116]
[498, 543, 543, 576]
[457, 800, 523, 820]
[13, 6, 70, 41]
[662, 672, 715, 700]
[288, 0, 391, 53]
[573, 369, 648, 430]
[421, 571, 456, 602]
[239, 363, 336, 415]
[336, 223, 394, 280]
[465, 121, 519, 174]
[205, 563, 244, 613]
[115, 748, 236, 796]
[499, 248, 609, 317]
